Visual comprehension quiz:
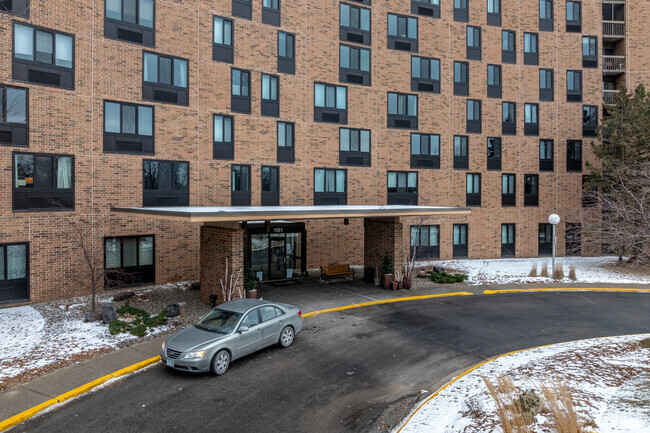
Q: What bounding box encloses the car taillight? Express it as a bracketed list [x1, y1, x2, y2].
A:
[298, 311, 302, 318]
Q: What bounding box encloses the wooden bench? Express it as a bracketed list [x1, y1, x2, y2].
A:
[320, 264, 354, 280]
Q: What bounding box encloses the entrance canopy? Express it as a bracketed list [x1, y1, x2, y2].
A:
[111, 205, 471, 222]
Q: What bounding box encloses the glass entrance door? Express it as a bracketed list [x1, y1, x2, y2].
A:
[269, 234, 286, 280]
[247, 229, 305, 281]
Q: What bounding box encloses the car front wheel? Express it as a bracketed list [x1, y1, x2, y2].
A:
[211, 350, 230, 376]
[279, 326, 294, 348]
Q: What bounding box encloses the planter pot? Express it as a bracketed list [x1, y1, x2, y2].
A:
[397, 280, 404, 290]
[373, 277, 381, 286]
[391, 281, 399, 291]
[382, 274, 394, 290]
[246, 290, 258, 299]
[403, 277, 412, 290]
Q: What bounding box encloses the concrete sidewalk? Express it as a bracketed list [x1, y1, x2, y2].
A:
[2, 279, 649, 425]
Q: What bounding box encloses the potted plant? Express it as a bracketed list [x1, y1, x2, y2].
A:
[395, 270, 404, 290]
[244, 267, 258, 299]
[381, 255, 394, 290]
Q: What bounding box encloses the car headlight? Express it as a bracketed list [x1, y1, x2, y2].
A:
[184, 350, 206, 359]
[161, 340, 166, 351]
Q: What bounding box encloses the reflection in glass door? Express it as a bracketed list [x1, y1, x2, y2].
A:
[250, 234, 269, 281]
[247, 231, 304, 281]
[270, 235, 286, 280]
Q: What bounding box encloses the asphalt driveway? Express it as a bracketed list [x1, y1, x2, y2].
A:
[13, 292, 650, 433]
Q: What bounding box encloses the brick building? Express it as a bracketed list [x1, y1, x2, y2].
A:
[0, 0, 613, 305]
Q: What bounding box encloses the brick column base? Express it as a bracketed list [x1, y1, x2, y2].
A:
[200, 225, 245, 305]
[363, 217, 404, 277]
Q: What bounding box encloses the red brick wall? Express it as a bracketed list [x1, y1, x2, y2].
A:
[200, 225, 244, 304]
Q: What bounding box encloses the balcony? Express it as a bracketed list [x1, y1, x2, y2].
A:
[603, 21, 625, 41]
[603, 89, 621, 104]
[603, 55, 625, 75]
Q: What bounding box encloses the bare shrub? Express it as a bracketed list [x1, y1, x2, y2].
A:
[539, 380, 588, 433]
[640, 338, 650, 349]
[482, 375, 534, 433]
[463, 395, 483, 420]
[528, 263, 538, 278]
[540, 262, 549, 278]
[569, 264, 577, 281]
[553, 263, 565, 280]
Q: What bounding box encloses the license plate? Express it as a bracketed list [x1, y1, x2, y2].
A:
[166, 359, 175, 368]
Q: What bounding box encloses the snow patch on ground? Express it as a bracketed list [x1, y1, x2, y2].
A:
[417, 256, 650, 285]
[396, 334, 650, 433]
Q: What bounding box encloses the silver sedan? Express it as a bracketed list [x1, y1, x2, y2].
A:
[160, 299, 303, 375]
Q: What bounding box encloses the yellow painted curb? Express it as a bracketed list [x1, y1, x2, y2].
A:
[302, 292, 474, 318]
[396, 333, 650, 432]
[0, 356, 160, 432]
[484, 287, 650, 294]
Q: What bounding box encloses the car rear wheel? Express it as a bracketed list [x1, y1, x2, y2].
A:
[211, 350, 230, 376]
[279, 326, 294, 348]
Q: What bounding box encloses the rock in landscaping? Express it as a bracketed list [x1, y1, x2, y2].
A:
[433, 266, 445, 274]
[191, 281, 200, 291]
[101, 304, 117, 324]
[113, 291, 135, 302]
[84, 311, 103, 322]
[164, 303, 180, 318]
[519, 390, 542, 417]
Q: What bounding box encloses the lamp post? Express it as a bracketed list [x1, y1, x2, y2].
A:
[548, 214, 561, 273]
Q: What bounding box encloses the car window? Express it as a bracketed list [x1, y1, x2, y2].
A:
[195, 309, 242, 334]
[260, 306, 277, 322]
[274, 306, 285, 317]
[240, 309, 261, 328]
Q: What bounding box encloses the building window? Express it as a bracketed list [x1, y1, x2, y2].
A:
[602, 3, 624, 21]
[454, 135, 469, 169]
[213, 114, 234, 159]
[340, 3, 371, 46]
[411, 56, 440, 93]
[142, 52, 189, 105]
[232, 164, 251, 205]
[502, 102, 516, 135]
[13, 152, 74, 211]
[538, 223, 552, 255]
[487, 0, 501, 26]
[387, 14, 418, 52]
[524, 174, 539, 206]
[278, 31, 295, 74]
[104, 236, 155, 288]
[261, 74, 279, 117]
[231, 68, 251, 113]
[582, 105, 598, 137]
[261, 166, 279, 206]
[502, 173, 516, 206]
[0, 0, 29, 17]
[213, 16, 234, 63]
[105, 0, 155, 46]
[501, 224, 516, 256]
[453, 224, 468, 258]
[566, 1, 581, 32]
[466, 173, 481, 206]
[13, 23, 75, 90]
[103, 101, 154, 154]
[539, 139, 554, 171]
[467, 99, 481, 134]
[539, 68, 554, 101]
[387, 171, 418, 205]
[277, 121, 294, 163]
[0, 242, 29, 304]
[539, 0, 553, 31]
[232, 0, 251, 20]
[466, 26, 481, 60]
[582, 36, 597, 68]
[524, 32, 539, 66]
[454, 0, 468, 22]
[410, 225, 440, 260]
[524, 103, 539, 136]
[314, 83, 347, 124]
[487, 137, 501, 170]
[387, 92, 418, 129]
[340, 44, 371, 86]
[143, 160, 189, 207]
[567, 140, 582, 172]
[487, 64, 502, 98]
[262, 0, 280, 26]
[314, 168, 347, 205]
[411, 0, 440, 18]
[454, 61, 469, 96]
[502, 30, 516, 63]
[411, 133, 440, 169]
[0, 85, 28, 147]
[566, 70, 582, 102]
[340, 128, 371, 166]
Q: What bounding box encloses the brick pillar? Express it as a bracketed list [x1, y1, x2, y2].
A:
[200, 225, 245, 305]
[363, 217, 403, 276]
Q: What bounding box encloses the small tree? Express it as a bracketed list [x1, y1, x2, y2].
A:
[381, 255, 394, 276]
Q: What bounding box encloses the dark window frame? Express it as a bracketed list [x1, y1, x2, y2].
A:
[0, 0, 29, 17]
[539, 0, 553, 31]
[487, 64, 502, 98]
[0, 84, 29, 147]
[539, 68, 554, 101]
[487, 0, 501, 26]
[453, 223, 468, 258]
[387, 13, 419, 52]
[524, 103, 539, 136]
[277, 31, 295, 75]
[232, 164, 252, 206]
[582, 105, 598, 137]
[0, 241, 30, 304]
[454, 61, 469, 96]
[339, 43, 371, 86]
[539, 139, 554, 171]
[261, 73, 280, 117]
[261, 165, 279, 206]
[466, 99, 482, 134]
[262, 0, 281, 26]
[538, 223, 552, 255]
[339, 2, 371, 46]
[387, 171, 418, 205]
[411, 0, 440, 19]
[411, 56, 440, 93]
[12, 151, 75, 211]
[502, 30, 516, 63]
[142, 51, 189, 106]
[501, 223, 516, 256]
[340, 127, 371, 167]
[277, 121, 295, 163]
[314, 82, 348, 124]
[410, 224, 440, 260]
[213, 15, 234, 64]
[502, 101, 516, 135]
[502, 173, 516, 206]
[566, 139, 582, 172]
[314, 168, 348, 205]
[524, 32, 539, 66]
[524, 174, 539, 206]
[104, 235, 155, 288]
[410, 133, 440, 169]
[454, 0, 468, 22]
[582, 36, 597, 68]
[487, 137, 502, 170]
[387, 92, 418, 129]
[103, 100, 155, 155]
[142, 159, 189, 207]
[453, 135, 469, 169]
[466, 26, 482, 60]
[104, 0, 156, 47]
[232, 0, 252, 20]
[231, 68, 251, 114]
[566, 0, 582, 32]
[566, 70, 582, 102]
[213, 114, 234, 160]
[466, 172, 481, 206]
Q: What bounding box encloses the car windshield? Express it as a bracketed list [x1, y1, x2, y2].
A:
[195, 309, 242, 334]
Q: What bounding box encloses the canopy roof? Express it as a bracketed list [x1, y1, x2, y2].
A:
[110, 205, 471, 223]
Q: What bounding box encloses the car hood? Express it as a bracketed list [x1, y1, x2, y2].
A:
[166, 326, 229, 353]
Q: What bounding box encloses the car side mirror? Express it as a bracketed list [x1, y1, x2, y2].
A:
[238, 326, 249, 333]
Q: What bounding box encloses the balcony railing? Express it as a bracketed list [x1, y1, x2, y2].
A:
[603, 21, 625, 38]
[602, 55, 625, 73]
[603, 89, 621, 103]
